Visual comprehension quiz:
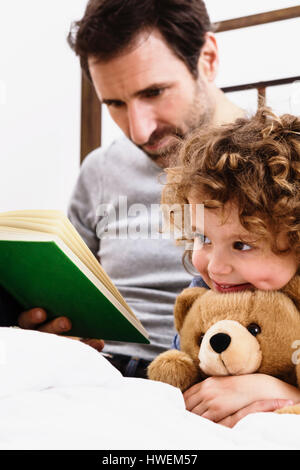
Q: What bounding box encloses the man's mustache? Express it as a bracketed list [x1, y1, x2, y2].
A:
[144, 127, 183, 148]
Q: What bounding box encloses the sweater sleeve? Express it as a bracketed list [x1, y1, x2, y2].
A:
[189, 276, 210, 289]
[0, 285, 22, 326]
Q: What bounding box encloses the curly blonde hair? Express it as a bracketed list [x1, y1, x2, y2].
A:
[163, 107, 300, 257]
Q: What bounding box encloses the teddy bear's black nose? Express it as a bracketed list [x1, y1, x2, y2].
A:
[210, 333, 231, 353]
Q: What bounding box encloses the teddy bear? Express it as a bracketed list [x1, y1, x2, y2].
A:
[147, 275, 300, 415]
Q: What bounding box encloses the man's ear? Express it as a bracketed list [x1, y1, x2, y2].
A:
[174, 287, 207, 332]
[280, 275, 300, 312]
[197, 32, 219, 83]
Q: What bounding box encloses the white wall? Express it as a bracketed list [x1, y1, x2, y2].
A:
[1, 0, 300, 212]
[0, 0, 87, 213]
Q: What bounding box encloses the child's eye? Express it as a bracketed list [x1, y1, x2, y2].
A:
[233, 241, 252, 251]
[193, 232, 210, 245]
[203, 235, 211, 244]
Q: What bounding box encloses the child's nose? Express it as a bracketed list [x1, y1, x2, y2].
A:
[207, 250, 233, 277]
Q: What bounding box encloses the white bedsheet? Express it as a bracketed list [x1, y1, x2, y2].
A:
[0, 327, 299, 450]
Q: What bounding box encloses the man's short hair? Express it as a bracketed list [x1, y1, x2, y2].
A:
[67, 0, 212, 80]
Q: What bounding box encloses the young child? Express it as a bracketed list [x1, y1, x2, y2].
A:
[163, 107, 300, 426]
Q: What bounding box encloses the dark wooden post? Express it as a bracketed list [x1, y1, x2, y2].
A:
[80, 73, 102, 164]
[257, 86, 266, 107]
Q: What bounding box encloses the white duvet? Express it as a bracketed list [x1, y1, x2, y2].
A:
[0, 327, 299, 450]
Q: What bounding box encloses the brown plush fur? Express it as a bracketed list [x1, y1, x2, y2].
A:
[148, 276, 300, 415]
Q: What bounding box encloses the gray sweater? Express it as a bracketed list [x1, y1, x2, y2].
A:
[68, 137, 192, 361]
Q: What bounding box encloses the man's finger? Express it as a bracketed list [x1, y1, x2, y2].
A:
[37, 316, 72, 334]
[18, 308, 47, 329]
[219, 399, 294, 428]
[80, 338, 105, 352]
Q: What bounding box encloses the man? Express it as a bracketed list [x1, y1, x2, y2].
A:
[4, 0, 244, 366]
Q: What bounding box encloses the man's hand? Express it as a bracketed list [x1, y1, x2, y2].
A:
[18, 308, 72, 333]
[17, 308, 105, 352]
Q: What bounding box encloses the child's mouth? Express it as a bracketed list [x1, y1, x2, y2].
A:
[212, 280, 254, 293]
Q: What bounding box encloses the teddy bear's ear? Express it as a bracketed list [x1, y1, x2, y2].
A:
[280, 275, 300, 311]
[174, 287, 207, 332]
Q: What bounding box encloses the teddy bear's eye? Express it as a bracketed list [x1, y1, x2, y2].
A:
[247, 323, 261, 337]
[197, 334, 204, 346]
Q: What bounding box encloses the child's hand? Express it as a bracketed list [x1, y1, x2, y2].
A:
[183, 374, 300, 426]
[217, 399, 293, 428]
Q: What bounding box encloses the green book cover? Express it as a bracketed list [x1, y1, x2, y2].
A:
[0, 238, 149, 344]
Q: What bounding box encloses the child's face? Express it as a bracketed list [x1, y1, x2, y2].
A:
[189, 199, 298, 293]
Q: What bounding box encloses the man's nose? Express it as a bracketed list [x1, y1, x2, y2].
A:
[127, 101, 157, 146]
[207, 249, 232, 277]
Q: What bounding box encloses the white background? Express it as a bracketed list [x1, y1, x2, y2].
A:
[1, 0, 299, 212]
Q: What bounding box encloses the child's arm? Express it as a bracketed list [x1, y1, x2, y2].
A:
[183, 374, 300, 426]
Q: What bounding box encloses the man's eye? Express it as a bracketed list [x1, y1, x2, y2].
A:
[106, 101, 124, 108]
[144, 88, 164, 98]
[233, 241, 252, 251]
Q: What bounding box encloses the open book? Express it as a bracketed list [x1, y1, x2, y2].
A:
[0, 210, 149, 344]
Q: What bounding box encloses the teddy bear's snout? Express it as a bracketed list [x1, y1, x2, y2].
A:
[199, 319, 262, 377]
[210, 333, 231, 353]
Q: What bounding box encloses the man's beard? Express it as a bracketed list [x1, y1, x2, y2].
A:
[137, 80, 214, 167]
